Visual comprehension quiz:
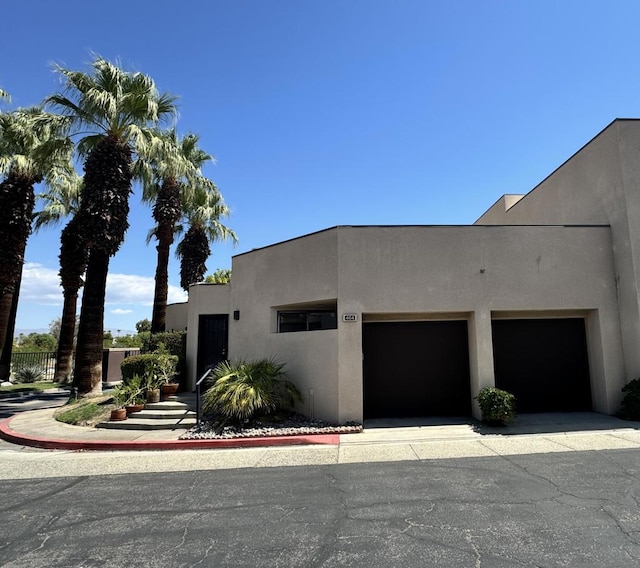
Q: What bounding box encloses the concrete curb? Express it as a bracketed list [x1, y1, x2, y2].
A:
[0, 415, 340, 451]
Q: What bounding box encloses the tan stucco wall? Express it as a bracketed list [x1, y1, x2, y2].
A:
[176, 120, 640, 423]
[475, 119, 640, 384]
[336, 225, 623, 420]
[165, 302, 188, 331]
[184, 283, 231, 388]
[180, 224, 622, 422]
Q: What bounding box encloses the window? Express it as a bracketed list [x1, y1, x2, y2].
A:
[278, 310, 337, 333]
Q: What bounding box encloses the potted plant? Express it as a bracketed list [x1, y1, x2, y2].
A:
[155, 353, 179, 400]
[123, 375, 145, 415]
[143, 370, 162, 404]
[110, 384, 128, 421]
[475, 387, 516, 426]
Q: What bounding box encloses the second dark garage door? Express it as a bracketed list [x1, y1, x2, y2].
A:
[363, 320, 471, 419]
[491, 318, 592, 413]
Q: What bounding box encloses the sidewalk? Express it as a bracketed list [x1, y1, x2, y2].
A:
[2, 407, 640, 462]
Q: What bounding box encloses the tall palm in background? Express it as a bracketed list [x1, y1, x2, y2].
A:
[137, 131, 213, 333]
[0, 108, 74, 360]
[176, 180, 236, 292]
[34, 174, 83, 382]
[47, 57, 176, 395]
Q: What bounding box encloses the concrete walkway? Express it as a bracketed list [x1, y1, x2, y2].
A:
[2, 407, 640, 464]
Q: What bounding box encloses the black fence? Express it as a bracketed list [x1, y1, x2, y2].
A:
[10, 349, 143, 383]
[11, 351, 57, 381]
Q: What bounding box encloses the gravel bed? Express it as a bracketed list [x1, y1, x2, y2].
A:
[180, 413, 363, 440]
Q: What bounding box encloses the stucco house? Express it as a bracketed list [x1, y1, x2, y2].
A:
[167, 118, 640, 424]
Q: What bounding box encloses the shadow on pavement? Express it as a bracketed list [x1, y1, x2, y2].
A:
[366, 412, 640, 436]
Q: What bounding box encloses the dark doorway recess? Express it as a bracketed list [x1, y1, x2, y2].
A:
[197, 314, 228, 379]
[491, 318, 592, 413]
[363, 320, 471, 419]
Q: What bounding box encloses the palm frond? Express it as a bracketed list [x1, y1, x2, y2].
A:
[34, 169, 82, 231]
[0, 107, 74, 181]
[47, 57, 177, 151]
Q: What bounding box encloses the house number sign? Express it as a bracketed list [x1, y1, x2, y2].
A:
[342, 313, 358, 322]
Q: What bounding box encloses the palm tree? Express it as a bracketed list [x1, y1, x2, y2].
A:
[47, 57, 177, 395]
[54, 214, 88, 382]
[137, 130, 212, 333]
[176, 180, 237, 292]
[0, 108, 74, 359]
[34, 173, 83, 383]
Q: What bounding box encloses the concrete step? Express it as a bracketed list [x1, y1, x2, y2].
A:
[95, 392, 200, 430]
[96, 417, 197, 430]
[144, 401, 193, 412]
[135, 409, 196, 420]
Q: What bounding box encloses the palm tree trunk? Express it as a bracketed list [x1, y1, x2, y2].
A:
[151, 239, 170, 333]
[150, 178, 181, 334]
[0, 292, 14, 364]
[0, 172, 35, 360]
[0, 270, 22, 381]
[54, 288, 78, 383]
[73, 249, 109, 396]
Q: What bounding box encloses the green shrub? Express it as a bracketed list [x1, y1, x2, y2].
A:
[14, 366, 45, 384]
[120, 353, 178, 388]
[619, 378, 640, 420]
[141, 331, 186, 382]
[476, 387, 516, 425]
[141, 331, 185, 358]
[203, 358, 302, 427]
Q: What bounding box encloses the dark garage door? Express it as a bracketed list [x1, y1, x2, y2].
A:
[491, 318, 592, 413]
[363, 320, 471, 419]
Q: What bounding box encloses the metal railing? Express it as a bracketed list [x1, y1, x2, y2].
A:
[195, 368, 213, 426]
[11, 351, 57, 381]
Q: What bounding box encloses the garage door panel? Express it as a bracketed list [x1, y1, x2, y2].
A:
[491, 318, 592, 413]
[363, 321, 471, 419]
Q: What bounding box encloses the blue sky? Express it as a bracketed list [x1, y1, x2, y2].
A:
[2, 0, 640, 333]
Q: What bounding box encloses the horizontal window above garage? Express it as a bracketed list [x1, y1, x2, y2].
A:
[278, 310, 337, 333]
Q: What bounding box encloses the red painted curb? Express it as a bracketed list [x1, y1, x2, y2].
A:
[0, 416, 340, 451]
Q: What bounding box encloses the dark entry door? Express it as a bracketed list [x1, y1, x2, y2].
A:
[197, 314, 229, 379]
[363, 320, 471, 419]
[491, 318, 592, 413]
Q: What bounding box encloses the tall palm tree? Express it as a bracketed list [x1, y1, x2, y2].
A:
[47, 57, 177, 395]
[137, 131, 212, 333]
[33, 173, 83, 383]
[55, 214, 88, 382]
[0, 107, 73, 359]
[176, 180, 237, 292]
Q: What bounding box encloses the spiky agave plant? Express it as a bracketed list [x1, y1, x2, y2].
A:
[202, 358, 302, 427]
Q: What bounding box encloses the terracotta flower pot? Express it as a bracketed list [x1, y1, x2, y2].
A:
[161, 383, 179, 400]
[125, 403, 144, 415]
[110, 408, 127, 421]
